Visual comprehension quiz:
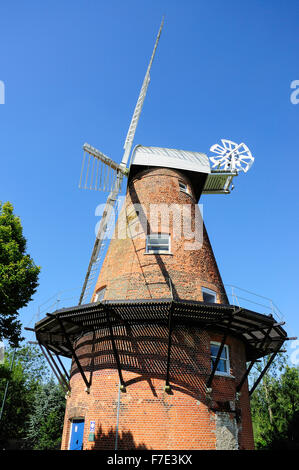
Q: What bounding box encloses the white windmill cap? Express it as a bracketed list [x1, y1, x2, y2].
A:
[130, 145, 211, 175]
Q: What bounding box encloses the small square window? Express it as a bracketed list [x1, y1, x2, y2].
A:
[126, 208, 139, 224]
[146, 233, 170, 254]
[94, 287, 106, 302]
[210, 342, 230, 375]
[202, 287, 217, 303]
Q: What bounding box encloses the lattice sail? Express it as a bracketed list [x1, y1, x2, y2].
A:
[78, 172, 125, 305]
[79, 143, 128, 192]
[78, 19, 164, 305]
[79, 208, 117, 305]
[121, 17, 164, 166]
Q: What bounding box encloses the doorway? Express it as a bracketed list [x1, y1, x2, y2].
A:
[69, 419, 85, 450]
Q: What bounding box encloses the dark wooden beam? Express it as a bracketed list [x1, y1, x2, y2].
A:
[165, 301, 175, 392]
[47, 312, 86, 330]
[44, 344, 71, 392]
[39, 343, 70, 392]
[236, 359, 257, 393]
[56, 317, 91, 391]
[236, 324, 275, 393]
[225, 320, 285, 337]
[249, 346, 281, 396]
[206, 314, 235, 389]
[247, 336, 294, 344]
[55, 353, 71, 382]
[105, 307, 125, 391]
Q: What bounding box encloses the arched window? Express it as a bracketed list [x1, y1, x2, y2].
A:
[202, 287, 217, 303]
[179, 180, 189, 194]
[94, 287, 106, 302]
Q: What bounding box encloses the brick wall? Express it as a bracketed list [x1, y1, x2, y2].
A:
[92, 168, 228, 304]
[61, 327, 254, 450]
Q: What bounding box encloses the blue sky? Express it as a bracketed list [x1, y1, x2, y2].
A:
[1, 1, 298, 359]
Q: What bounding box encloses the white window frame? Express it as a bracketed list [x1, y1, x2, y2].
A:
[202, 287, 217, 304]
[210, 341, 231, 377]
[145, 233, 171, 254]
[94, 287, 106, 302]
[179, 180, 189, 194]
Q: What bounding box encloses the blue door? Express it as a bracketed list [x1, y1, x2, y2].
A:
[69, 419, 85, 450]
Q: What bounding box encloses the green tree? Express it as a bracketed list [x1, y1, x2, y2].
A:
[27, 378, 66, 450]
[250, 353, 299, 450]
[0, 201, 40, 346]
[0, 344, 50, 446]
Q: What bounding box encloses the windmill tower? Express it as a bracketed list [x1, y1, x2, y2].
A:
[34, 19, 288, 451]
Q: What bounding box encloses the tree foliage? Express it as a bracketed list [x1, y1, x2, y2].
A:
[0, 344, 66, 450]
[0, 345, 50, 443]
[250, 353, 299, 450]
[0, 202, 40, 346]
[27, 377, 66, 450]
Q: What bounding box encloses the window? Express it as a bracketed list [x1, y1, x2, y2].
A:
[202, 287, 217, 303]
[210, 342, 230, 375]
[126, 208, 139, 224]
[94, 287, 106, 302]
[179, 180, 189, 194]
[146, 233, 170, 254]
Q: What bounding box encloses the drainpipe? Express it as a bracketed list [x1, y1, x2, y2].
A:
[115, 379, 121, 450]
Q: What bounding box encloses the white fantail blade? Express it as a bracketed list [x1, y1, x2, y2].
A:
[209, 139, 254, 173]
[121, 17, 164, 167]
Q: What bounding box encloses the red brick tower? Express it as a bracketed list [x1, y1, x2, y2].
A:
[34, 20, 288, 451]
[60, 161, 254, 451]
[92, 165, 228, 305]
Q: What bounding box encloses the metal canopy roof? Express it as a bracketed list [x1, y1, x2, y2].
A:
[34, 298, 287, 362]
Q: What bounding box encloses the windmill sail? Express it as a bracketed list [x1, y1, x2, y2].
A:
[78, 177, 124, 305]
[78, 18, 164, 305]
[121, 17, 164, 167]
[79, 144, 128, 192]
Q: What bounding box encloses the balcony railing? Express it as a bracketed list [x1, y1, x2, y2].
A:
[224, 284, 284, 322]
[25, 282, 284, 336]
